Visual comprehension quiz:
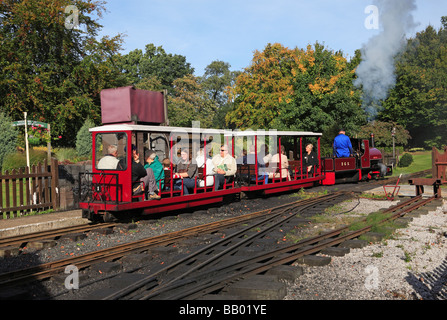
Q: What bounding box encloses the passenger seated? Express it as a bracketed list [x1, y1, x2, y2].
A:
[242, 145, 256, 165]
[196, 148, 214, 187]
[303, 143, 319, 176]
[212, 144, 236, 190]
[173, 149, 197, 195]
[269, 145, 291, 180]
[143, 150, 164, 198]
[257, 144, 271, 184]
[162, 158, 171, 170]
[130, 145, 147, 196]
[97, 145, 119, 170]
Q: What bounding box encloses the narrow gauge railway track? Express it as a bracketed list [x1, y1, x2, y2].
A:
[103, 194, 439, 300]
[0, 192, 347, 290]
[0, 171, 427, 249]
[0, 223, 117, 248]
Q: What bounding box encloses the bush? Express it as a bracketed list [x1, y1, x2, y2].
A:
[54, 148, 78, 162]
[2, 149, 47, 171]
[0, 112, 18, 170]
[398, 153, 414, 167]
[76, 118, 95, 157]
[409, 147, 425, 152]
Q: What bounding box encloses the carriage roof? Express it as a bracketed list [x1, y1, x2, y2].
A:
[90, 124, 322, 137]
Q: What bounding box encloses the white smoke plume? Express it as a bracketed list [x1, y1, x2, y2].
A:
[354, 0, 419, 119]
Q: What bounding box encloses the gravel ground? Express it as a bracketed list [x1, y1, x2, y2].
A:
[285, 198, 447, 300]
[3, 185, 446, 300]
[0, 195, 282, 275]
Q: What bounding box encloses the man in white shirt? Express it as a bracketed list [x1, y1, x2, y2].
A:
[211, 144, 236, 190]
[97, 145, 119, 170]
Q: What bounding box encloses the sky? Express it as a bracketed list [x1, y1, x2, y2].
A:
[95, 0, 445, 75]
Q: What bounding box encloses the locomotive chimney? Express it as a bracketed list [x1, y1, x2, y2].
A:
[370, 133, 375, 148]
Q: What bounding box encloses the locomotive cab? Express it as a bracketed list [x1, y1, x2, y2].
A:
[322, 136, 389, 185]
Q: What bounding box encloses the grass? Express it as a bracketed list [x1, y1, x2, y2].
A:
[392, 151, 432, 177]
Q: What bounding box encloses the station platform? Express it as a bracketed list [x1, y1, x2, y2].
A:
[0, 209, 88, 238]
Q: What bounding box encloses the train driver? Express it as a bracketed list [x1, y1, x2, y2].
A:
[333, 129, 353, 158]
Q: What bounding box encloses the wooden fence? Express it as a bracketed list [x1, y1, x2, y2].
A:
[0, 158, 59, 219]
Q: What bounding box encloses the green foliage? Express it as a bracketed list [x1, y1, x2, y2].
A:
[379, 17, 447, 148]
[398, 153, 414, 167]
[0, 0, 126, 147]
[116, 44, 194, 93]
[0, 111, 18, 170]
[2, 149, 47, 171]
[54, 148, 78, 162]
[200, 60, 240, 128]
[76, 118, 94, 157]
[168, 75, 217, 128]
[358, 121, 411, 147]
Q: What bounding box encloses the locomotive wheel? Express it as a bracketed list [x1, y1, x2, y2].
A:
[103, 211, 114, 223]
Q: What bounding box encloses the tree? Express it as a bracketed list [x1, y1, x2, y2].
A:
[168, 75, 217, 128]
[0, 111, 18, 170]
[200, 60, 240, 128]
[358, 121, 410, 147]
[0, 0, 126, 146]
[379, 17, 447, 148]
[116, 44, 194, 93]
[226, 43, 298, 130]
[226, 43, 366, 133]
[76, 117, 95, 157]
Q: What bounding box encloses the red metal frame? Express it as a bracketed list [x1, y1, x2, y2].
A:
[80, 126, 325, 220]
[321, 138, 383, 185]
[240, 134, 324, 193]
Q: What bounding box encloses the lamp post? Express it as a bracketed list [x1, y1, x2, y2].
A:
[392, 127, 396, 166]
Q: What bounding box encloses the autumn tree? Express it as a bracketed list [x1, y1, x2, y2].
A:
[0, 0, 126, 146]
[226, 43, 366, 134]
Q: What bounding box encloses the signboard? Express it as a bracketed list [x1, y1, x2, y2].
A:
[12, 120, 49, 128]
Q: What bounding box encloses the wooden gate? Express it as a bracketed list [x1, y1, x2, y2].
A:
[0, 158, 59, 219]
[432, 146, 447, 184]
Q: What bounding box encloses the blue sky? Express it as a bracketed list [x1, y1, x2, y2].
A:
[96, 0, 444, 75]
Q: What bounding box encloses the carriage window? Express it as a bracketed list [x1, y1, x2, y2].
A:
[95, 133, 128, 170]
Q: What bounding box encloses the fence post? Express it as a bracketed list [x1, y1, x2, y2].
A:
[51, 158, 59, 210]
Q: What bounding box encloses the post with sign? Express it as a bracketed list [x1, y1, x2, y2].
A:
[23, 112, 31, 196]
[12, 116, 52, 163]
[47, 123, 51, 163]
[24, 112, 30, 170]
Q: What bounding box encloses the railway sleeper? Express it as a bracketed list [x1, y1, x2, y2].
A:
[224, 275, 288, 300]
[295, 255, 331, 267]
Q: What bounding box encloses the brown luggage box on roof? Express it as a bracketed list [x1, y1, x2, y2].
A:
[100, 86, 166, 125]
